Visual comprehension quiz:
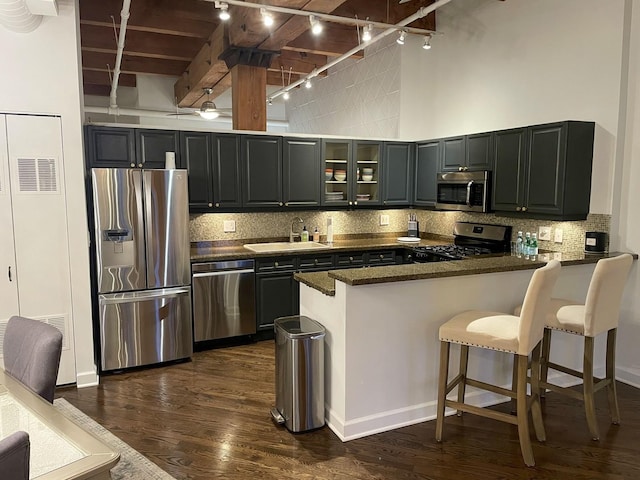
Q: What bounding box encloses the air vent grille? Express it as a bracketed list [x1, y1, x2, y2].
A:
[16, 157, 59, 193]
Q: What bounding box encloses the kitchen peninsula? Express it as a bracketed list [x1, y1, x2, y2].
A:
[295, 252, 634, 441]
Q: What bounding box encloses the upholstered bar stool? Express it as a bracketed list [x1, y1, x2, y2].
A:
[514, 253, 633, 440]
[436, 260, 561, 467]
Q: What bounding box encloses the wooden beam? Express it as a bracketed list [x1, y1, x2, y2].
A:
[82, 69, 137, 88]
[231, 65, 267, 131]
[174, 24, 230, 108]
[270, 50, 327, 76]
[82, 51, 189, 77]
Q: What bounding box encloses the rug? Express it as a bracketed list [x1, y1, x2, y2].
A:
[53, 398, 176, 480]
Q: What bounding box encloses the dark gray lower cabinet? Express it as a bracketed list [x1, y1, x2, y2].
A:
[414, 141, 440, 207]
[256, 272, 299, 332]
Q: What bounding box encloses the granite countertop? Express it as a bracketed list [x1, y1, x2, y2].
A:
[190, 236, 447, 262]
[294, 251, 637, 296]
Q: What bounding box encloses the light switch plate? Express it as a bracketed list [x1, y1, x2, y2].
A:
[380, 214, 389, 226]
[538, 226, 551, 241]
[554, 228, 563, 243]
[223, 220, 236, 233]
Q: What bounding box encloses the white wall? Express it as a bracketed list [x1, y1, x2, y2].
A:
[400, 0, 626, 215]
[0, 1, 97, 385]
[615, 1, 640, 386]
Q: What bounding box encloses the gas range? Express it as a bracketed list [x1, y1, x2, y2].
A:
[408, 222, 512, 263]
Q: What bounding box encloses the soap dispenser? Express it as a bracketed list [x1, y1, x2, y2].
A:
[301, 226, 309, 242]
[313, 227, 320, 242]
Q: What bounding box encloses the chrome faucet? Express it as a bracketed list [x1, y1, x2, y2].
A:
[289, 217, 304, 242]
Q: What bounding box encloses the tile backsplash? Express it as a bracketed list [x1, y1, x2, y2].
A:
[190, 209, 610, 253]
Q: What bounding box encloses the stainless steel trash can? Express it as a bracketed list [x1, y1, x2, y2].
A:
[272, 315, 326, 433]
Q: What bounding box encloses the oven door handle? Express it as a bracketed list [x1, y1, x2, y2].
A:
[466, 180, 474, 206]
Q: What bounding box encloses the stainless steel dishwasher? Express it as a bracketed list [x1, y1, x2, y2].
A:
[192, 260, 256, 341]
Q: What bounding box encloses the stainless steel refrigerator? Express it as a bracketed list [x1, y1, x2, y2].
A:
[92, 168, 192, 371]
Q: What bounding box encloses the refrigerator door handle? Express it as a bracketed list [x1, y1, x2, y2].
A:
[99, 287, 191, 304]
[193, 269, 255, 278]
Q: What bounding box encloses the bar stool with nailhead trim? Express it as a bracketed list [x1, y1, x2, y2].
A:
[514, 253, 633, 440]
[435, 260, 561, 467]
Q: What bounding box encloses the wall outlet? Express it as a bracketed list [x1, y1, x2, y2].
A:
[380, 214, 389, 226]
[554, 228, 563, 243]
[223, 220, 236, 233]
[538, 226, 552, 241]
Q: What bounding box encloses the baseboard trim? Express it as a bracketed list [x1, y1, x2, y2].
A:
[76, 370, 99, 388]
[616, 366, 640, 388]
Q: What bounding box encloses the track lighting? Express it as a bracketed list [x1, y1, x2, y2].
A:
[397, 31, 406, 45]
[309, 15, 322, 35]
[260, 8, 274, 27]
[283, 91, 290, 100]
[422, 35, 432, 50]
[362, 24, 372, 42]
[267, 98, 273, 106]
[305, 78, 312, 89]
[216, 2, 230, 21]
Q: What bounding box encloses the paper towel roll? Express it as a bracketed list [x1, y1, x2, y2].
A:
[165, 152, 176, 169]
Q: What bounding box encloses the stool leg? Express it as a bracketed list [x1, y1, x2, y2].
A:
[540, 328, 552, 398]
[583, 336, 600, 440]
[606, 328, 620, 425]
[529, 341, 546, 442]
[436, 341, 451, 442]
[516, 353, 535, 466]
[457, 345, 469, 416]
[510, 354, 518, 414]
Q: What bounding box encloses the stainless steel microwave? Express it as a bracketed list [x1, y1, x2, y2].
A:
[435, 171, 490, 213]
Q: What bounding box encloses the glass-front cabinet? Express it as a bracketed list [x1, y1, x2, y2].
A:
[322, 140, 351, 206]
[321, 140, 381, 206]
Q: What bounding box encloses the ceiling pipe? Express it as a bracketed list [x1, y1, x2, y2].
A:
[109, 0, 131, 110]
[270, 0, 453, 101]
[207, 0, 437, 37]
[83, 105, 290, 128]
[0, 0, 42, 32]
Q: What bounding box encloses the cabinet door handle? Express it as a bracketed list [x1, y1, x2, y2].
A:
[516, 206, 522, 212]
[354, 201, 358, 206]
[215, 203, 220, 207]
[458, 166, 464, 172]
[130, 163, 135, 167]
[8, 266, 12, 282]
[349, 256, 354, 262]
[522, 206, 528, 212]
[349, 201, 353, 206]
[314, 259, 318, 265]
[279, 202, 284, 207]
[208, 203, 213, 207]
[274, 262, 279, 267]
[284, 202, 289, 207]
[379, 254, 384, 259]
[138, 163, 143, 168]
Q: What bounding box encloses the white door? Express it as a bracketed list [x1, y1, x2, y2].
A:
[0, 114, 77, 385]
[0, 116, 19, 325]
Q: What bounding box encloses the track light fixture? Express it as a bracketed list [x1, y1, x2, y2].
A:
[362, 23, 372, 42]
[267, 97, 273, 106]
[215, 2, 230, 21]
[260, 7, 274, 27]
[305, 78, 312, 89]
[283, 91, 290, 100]
[309, 15, 322, 35]
[397, 30, 406, 45]
[422, 35, 432, 50]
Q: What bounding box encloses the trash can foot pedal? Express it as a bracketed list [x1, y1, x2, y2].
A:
[270, 408, 285, 425]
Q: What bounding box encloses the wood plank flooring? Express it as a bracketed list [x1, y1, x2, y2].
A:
[58, 341, 640, 479]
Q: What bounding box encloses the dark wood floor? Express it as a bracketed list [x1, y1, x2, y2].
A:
[58, 341, 640, 480]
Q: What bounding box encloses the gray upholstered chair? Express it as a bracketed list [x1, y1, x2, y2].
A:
[514, 253, 633, 440]
[436, 260, 561, 467]
[4, 316, 63, 403]
[0, 431, 30, 480]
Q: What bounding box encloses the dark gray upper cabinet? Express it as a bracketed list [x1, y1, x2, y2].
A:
[180, 131, 213, 210]
[382, 142, 413, 206]
[492, 127, 528, 212]
[322, 139, 352, 207]
[492, 121, 594, 220]
[466, 132, 493, 171]
[180, 133, 241, 211]
[414, 141, 440, 207]
[441, 136, 465, 172]
[212, 134, 243, 209]
[135, 129, 179, 168]
[282, 137, 321, 207]
[353, 141, 382, 206]
[85, 126, 136, 168]
[242, 135, 283, 207]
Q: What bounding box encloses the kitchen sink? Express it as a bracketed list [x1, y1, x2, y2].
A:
[243, 242, 331, 253]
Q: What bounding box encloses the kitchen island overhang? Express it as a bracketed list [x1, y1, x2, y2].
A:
[295, 253, 636, 442]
